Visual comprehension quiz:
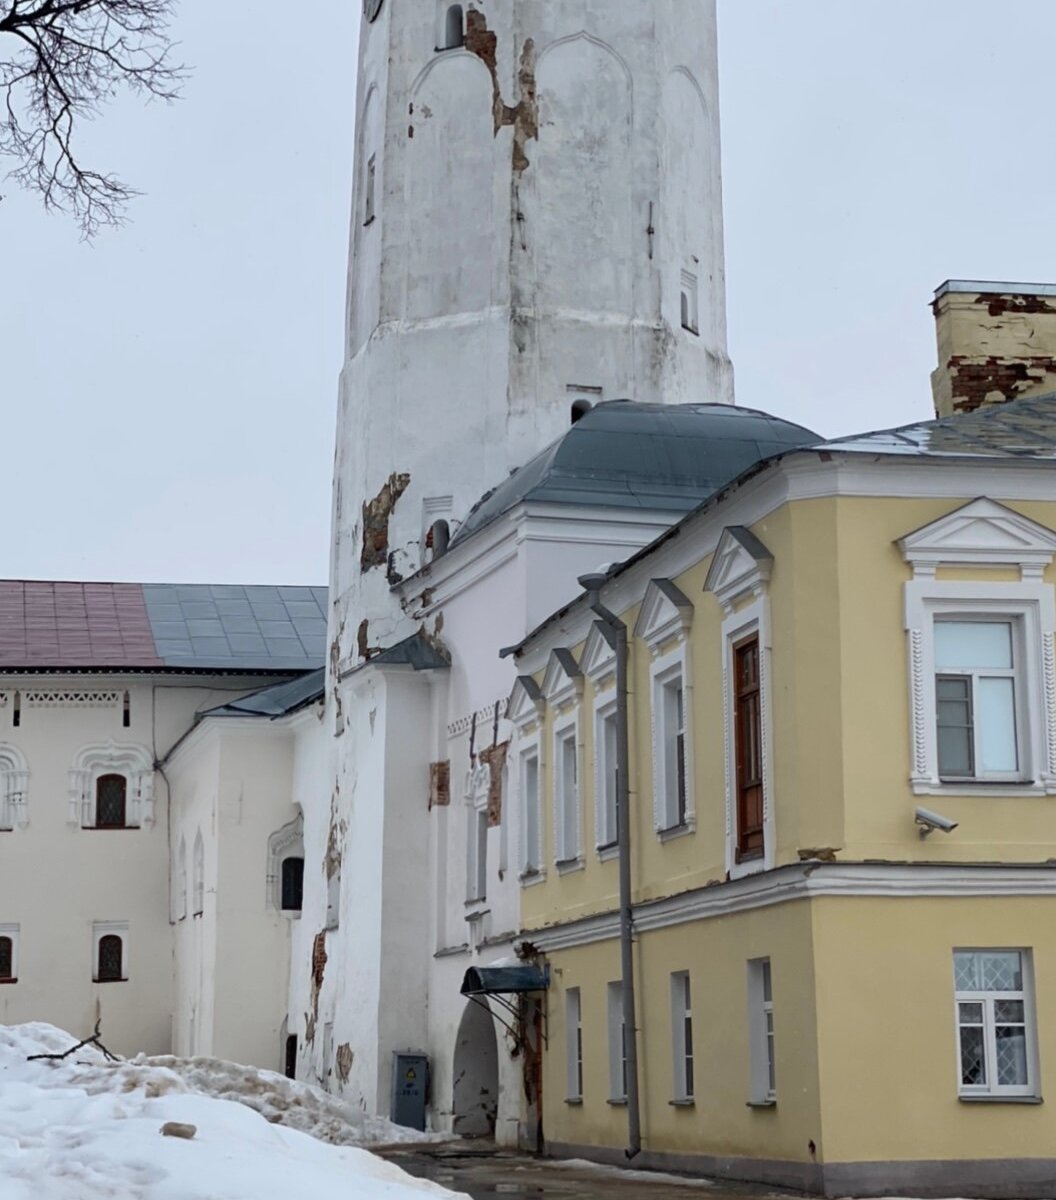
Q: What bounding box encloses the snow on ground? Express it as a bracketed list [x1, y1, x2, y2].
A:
[0, 1023, 466, 1200]
[546, 1158, 716, 1188]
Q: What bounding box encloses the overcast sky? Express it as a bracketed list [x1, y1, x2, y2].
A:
[2, 2, 1054, 585]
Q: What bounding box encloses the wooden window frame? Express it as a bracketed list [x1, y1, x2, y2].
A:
[733, 634, 764, 862]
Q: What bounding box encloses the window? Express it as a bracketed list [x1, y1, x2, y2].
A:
[192, 832, 204, 916]
[680, 268, 699, 335]
[565, 988, 583, 1101]
[936, 620, 1022, 781]
[364, 154, 376, 225]
[747, 958, 775, 1103]
[93, 926, 127, 983]
[95, 773, 127, 828]
[570, 399, 592, 425]
[520, 750, 541, 876]
[657, 672, 688, 831]
[0, 925, 18, 983]
[122, 691, 130, 728]
[284, 1033, 298, 1080]
[734, 637, 763, 861]
[954, 950, 1037, 1098]
[595, 707, 618, 850]
[607, 981, 627, 1102]
[0, 743, 29, 830]
[441, 3, 464, 49]
[671, 972, 694, 1102]
[281, 857, 304, 912]
[466, 806, 488, 902]
[555, 726, 580, 864]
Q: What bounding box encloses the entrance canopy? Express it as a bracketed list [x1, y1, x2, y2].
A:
[460, 964, 548, 997]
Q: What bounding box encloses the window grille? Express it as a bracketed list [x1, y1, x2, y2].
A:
[954, 949, 1036, 1097]
[281, 857, 304, 912]
[97, 935, 123, 982]
[95, 774, 127, 829]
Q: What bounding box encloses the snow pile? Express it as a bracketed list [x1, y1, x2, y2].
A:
[0, 1023, 466, 1200]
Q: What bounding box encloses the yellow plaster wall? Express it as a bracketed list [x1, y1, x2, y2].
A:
[544, 902, 822, 1163]
[813, 895, 1056, 1164]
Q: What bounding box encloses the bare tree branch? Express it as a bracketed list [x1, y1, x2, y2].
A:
[26, 1018, 121, 1062]
[0, 0, 185, 236]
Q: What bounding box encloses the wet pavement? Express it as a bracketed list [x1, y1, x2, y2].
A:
[384, 1147, 790, 1200]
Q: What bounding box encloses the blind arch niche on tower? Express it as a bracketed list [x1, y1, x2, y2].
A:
[527, 34, 634, 318]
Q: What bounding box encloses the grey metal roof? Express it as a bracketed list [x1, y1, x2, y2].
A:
[936, 280, 1056, 299]
[342, 631, 451, 680]
[202, 668, 326, 719]
[453, 401, 819, 545]
[142, 584, 328, 671]
[820, 392, 1056, 459]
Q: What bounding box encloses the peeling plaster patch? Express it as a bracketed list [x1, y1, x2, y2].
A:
[361, 472, 411, 571]
[974, 293, 1056, 318]
[797, 847, 840, 863]
[464, 10, 537, 172]
[429, 760, 451, 810]
[357, 618, 379, 661]
[308, 931, 328, 1033]
[478, 740, 509, 827]
[336, 1043, 354, 1083]
[947, 355, 1056, 412]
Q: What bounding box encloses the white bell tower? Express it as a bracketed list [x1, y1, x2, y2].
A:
[331, 0, 732, 670]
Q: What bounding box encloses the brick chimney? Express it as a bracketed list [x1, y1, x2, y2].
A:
[931, 280, 1056, 418]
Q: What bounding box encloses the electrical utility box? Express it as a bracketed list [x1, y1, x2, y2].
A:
[391, 1052, 429, 1131]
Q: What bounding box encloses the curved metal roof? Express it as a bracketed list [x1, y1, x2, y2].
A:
[453, 401, 818, 544]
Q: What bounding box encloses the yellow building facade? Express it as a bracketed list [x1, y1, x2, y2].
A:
[508, 394, 1056, 1195]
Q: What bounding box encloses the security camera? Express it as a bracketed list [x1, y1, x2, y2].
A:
[915, 806, 959, 838]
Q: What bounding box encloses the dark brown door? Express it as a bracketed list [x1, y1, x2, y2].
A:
[734, 636, 764, 861]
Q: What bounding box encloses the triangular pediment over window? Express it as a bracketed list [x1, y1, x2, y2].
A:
[704, 527, 774, 613]
[580, 621, 617, 686]
[898, 497, 1056, 579]
[508, 675, 545, 727]
[633, 578, 694, 649]
[541, 648, 583, 708]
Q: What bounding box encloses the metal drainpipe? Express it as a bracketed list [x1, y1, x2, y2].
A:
[579, 575, 641, 1160]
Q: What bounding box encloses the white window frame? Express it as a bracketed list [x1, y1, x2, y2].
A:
[906, 585, 1056, 795]
[0, 744, 29, 830]
[593, 697, 619, 855]
[0, 923, 19, 983]
[92, 920, 129, 982]
[69, 741, 154, 829]
[670, 971, 694, 1103]
[953, 948, 1039, 1100]
[466, 801, 489, 903]
[607, 980, 627, 1103]
[747, 957, 775, 1104]
[518, 741, 543, 881]
[553, 717, 582, 870]
[565, 987, 583, 1103]
[899, 497, 1056, 796]
[652, 651, 694, 837]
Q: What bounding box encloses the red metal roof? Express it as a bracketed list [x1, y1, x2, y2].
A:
[0, 582, 163, 668]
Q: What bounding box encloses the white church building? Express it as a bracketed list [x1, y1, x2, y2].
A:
[0, 0, 824, 1150]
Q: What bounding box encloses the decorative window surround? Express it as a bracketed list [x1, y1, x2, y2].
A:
[899, 499, 1056, 796]
[706, 528, 775, 879]
[553, 716, 583, 870]
[69, 741, 154, 828]
[465, 761, 490, 906]
[267, 812, 305, 913]
[0, 744, 29, 830]
[593, 696, 619, 852]
[636, 580, 695, 838]
[92, 921, 129, 982]
[508, 676, 545, 732]
[518, 741, 544, 883]
[542, 648, 583, 711]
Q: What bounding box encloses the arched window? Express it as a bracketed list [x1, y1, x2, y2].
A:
[192, 832, 205, 916]
[442, 3, 464, 49]
[281, 856, 304, 912]
[0, 936, 13, 982]
[284, 1033, 298, 1079]
[97, 934, 123, 982]
[95, 774, 127, 828]
[570, 399, 592, 425]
